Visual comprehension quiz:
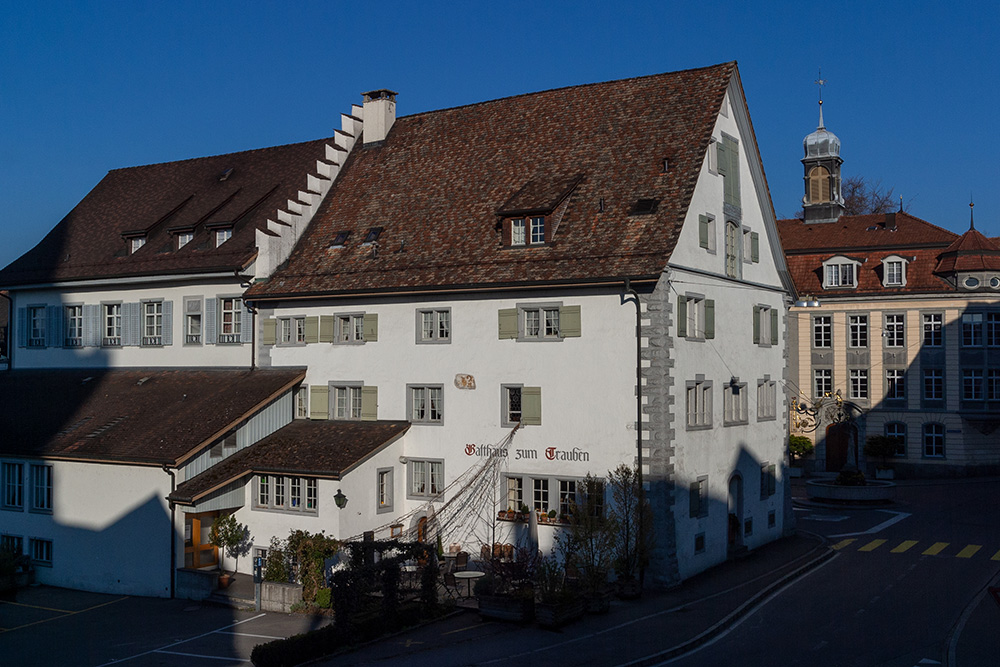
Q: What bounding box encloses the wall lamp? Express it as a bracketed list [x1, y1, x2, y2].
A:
[334, 489, 348, 509]
[794, 295, 821, 308]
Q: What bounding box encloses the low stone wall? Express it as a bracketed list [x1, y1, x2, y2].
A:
[261, 581, 302, 613]
[805, 479, 895, 503]
[176, 568, 218, 601]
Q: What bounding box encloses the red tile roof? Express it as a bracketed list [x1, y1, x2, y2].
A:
[168, 419, 410, 505]
[0, 368, 305, 465]
[248, 63, 737, 299]
[0, 139, 337, 287]
[935, 228, 1000, 273]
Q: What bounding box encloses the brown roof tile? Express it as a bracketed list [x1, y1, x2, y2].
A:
[777, 212, 958, 253]
[248, 63, 737, 298]
[0, 368, 305, 465]
[934, 227, 1000, 273]
[168, 419, 410, 505]
[0, 139, 337, 287]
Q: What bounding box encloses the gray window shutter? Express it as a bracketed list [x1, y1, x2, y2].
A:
[84, 304, 100, 347]
[716, 141, 727, 176]
[725, 137, 740, 206]
[261, 318, 276, 345]
[305, 316, 319, 344]
[559, 305, 581, 337]
[699, 215, 709, 249]
[363, 313, 378, 342]
[319, 315, 335, 343]
[204, 298, 217, 345]
[705, 300, 715, 339]
[750, 232, 760, 263]
[771, 308, 779, 346]
[689, 483, 700, 518]
[241, 303, 253, 343]
[47, 305, 62, 347]
[498, 308, 517, 339]
[17, 308, 26, 348]
[309, 385, 329, 420]
[361, 386, 378, 421]
[522, 387, 542, 425]
[768, 464, 777, 495]
[677, 296, 687, 338]
[753, 306, 761, 344]
[162, 301, 173, 345]
[123, 302, 141, 346]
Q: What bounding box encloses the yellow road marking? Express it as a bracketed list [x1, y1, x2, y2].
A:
[858, 539, 887, 552]
[923, 542, 949, 556]
[831, 539, 856, 551]
[956, 545, 982, 559]
[0, 600, 75, 613]
[992, 550, 1000, 561]
[891, 540, 919, 553]
[0, 596, 127, 634]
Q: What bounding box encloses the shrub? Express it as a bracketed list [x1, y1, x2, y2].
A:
[835, 469, 866, 486]
[789, 435, 815, 461]
[314, 587, 332, 609]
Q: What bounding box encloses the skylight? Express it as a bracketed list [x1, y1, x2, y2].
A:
[330, 231, 351, 248]
[363, 227, 384, 245]
[630, 199, 660, 215]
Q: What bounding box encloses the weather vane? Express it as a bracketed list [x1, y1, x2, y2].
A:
[814, 69, 826, 103]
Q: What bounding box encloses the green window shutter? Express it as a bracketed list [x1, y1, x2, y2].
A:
[363, 313, 378, 342]
[770, 308, 779, 345]
[304, 316, 319, 344]
[689, 483, 700, 518]
[559, 305, 581, 337]
[716, 141, 727, 176]
[309, 385, 329, 420]
[751, 232, 760, 263]
[725, 137, 740, 206]
[319, 315, 335, 343]
[677, 296, 687, 338]
[699, 215, 709, 249]
[705, 299, 715, 339]
[767, 464, 777, 496]
[753, 306, 761, 344]
[498, 308, 517, 339]
[261, 318, 276, 345]
[361, 386, 378, 421]
[521, 387, 542, 425]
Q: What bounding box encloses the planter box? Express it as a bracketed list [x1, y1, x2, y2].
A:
[805, 479, 895, 503]
[261, 581, 303, 613]
[536, 598, 585, 628]
[477, 594, 534, 622]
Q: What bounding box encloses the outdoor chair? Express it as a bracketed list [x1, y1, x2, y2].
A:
[455, 551, 469, 571]
[501, 543, 514, 562]
[442, 571, 461, 600]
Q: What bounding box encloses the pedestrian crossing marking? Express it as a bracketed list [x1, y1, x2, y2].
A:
[956, 545, 982, 559]
[922, 542, 949, 556]
[891, 540, 918, 553]
[858, 539, 887, 552]
[992, 550, 1000, 561]
[831, 539, 856, 550]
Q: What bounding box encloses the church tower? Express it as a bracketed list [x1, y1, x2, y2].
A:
[801, 98, 845, 223]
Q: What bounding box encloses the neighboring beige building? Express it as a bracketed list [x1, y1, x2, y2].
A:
[779, 110, 1000, 477]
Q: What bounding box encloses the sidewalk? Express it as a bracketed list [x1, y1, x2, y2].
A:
[323, 530, 832, 666]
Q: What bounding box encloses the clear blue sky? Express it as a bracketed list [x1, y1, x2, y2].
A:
[2, 1, 997, 270]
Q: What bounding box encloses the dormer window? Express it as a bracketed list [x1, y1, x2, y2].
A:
[130, 237, 146, 254]
[881, 255, 907, 287]
[215, 228, 233, 247]
[511, 216, 545, 247]
[177, 231, 194, 249]
[822, 256, 859, 289]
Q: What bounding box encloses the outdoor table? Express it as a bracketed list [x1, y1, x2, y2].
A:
[453, 570, 485, 597]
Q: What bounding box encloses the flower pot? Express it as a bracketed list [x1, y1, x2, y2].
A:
[536, 598, 585, 628]
[477, 594, 535, 622]
[218, 573, 233, 589]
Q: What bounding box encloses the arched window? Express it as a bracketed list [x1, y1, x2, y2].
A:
[809, 166, 831, 203]
[922, 423, 945, 458]
[885, 422, 906, 457]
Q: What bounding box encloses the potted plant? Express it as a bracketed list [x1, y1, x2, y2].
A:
[864, 435, 898, 479]
[209, 513, 251, 588]
[547, 509, 557, 523]
[534, 555, 584, 629]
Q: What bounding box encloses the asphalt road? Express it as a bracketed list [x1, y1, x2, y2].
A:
[666, 479, 1000, 667]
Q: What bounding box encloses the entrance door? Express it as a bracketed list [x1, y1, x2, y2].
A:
[825, 423, 850, 472]
[184, 511, 219, 569]
[727, 474, 743, 551]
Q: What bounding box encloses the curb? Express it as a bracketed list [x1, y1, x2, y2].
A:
[621, 534, 834, 667]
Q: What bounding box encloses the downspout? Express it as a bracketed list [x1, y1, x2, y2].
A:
[0, 291, 13, 370]
[623, 278, 645, 586]
[162, 465, 176, 599]
[244, 300, 257, 370]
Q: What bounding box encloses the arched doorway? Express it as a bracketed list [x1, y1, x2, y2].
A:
[727, 474, 743, 554]
[825, 423, 856, 472]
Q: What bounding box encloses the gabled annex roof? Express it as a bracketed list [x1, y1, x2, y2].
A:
[248, 63, 737, 299]
[0, 138, 337, 287]
[0, 368, 305, 465]
[168, 419, 410, 505]
[935, 226, 1000, 273]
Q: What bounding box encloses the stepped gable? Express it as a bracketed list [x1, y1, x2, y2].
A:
[0, 138, 336, 286]
[168, 419, 410, 505]
[248, 62, 737, 298]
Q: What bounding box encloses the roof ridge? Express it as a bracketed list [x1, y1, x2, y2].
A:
[108, 135, 338, 173]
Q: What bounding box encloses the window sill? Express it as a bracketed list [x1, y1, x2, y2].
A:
[1, 505, 25, 512]
[685, 423, 713, 431]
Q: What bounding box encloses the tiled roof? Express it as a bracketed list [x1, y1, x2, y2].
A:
[168, 419, 410, 505]
[784, 247, 953, 296]
[248, 63, 737, 298]
[777, 212, 958, 253]
[935, 227, 1000, 273]
[0, 368, 305, 465]
[0, 139, 337, 287]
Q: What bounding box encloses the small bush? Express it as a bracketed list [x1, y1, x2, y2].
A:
[835, 469, 866, 486]
[314, 588, 331, 609]
[789, 435, 814, 461]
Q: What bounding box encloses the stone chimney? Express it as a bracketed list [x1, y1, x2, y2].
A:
[362, 89, 397, 145]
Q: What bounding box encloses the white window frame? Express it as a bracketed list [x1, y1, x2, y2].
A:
[30, 464, 52, 513]
[416, 308, 451, 344]
[886, 422, 907, 457]
[686, 378, 712, 430]
[64, 305, 83, 347]
[294, 385, 309, 419]
[962, 313, 984, 347]
[30, 538, 52, 566]
[987, 313, 1000, 347]
[963, 369, 984, 401]
[882, 257, 906, 287]
[278, 316, 306, 346]
[27, 306, 46, 347]
[377, 468, 394, 514]
[0, 534, 23, 555]
[884, 314, 905, 348]
[130, 237, 146, 254]
[886, 369, 906, 400]
[336, 313, 365, 344]
[532, 477, 550, 513]
[254, 474, 318, 514]
[813, 315, 832, 348]
[177, 231, 194, 249]
[407, 384, 444, 424]
[923, 423, 945, 458]
[215, 228, 233, 247]
[814, 368, 832, 398]
[331, 383, 363, 420]
[723, 381, 748, 426]
[142, 300, 163, 346]
[519, 305, 561, 340]
[184, 297, 202, 345]
[849, 369, 869, 400]
[988, 369, 1000, 400]
[923, 369, 944, 402]
[687, 296, 705, 340]
[922, 313, 943, 347]
[219, 298, 243, 344]
[408, 459, 444, 500]
[822, 257, 859, 289]
[511, 218, 526, 246]
[848, 315, 868, 348]
[102, 303, 122, 347]
[503, 384, 523, 427]
[2, 462, 24, 510]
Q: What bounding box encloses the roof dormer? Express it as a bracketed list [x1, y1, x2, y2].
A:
[822, 255, 861, 289]
[880, 255, 908, 287]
